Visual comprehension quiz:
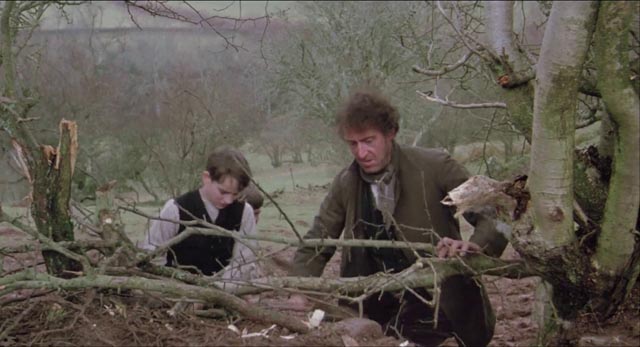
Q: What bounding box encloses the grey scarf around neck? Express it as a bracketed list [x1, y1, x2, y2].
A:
[359, 163, 397, 228]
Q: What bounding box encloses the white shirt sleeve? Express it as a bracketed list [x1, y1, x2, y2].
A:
[138, 199, 180, 252]
[219, 202, 263, 291]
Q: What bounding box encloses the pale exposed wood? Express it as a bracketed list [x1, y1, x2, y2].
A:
[56, 120, 78, 176]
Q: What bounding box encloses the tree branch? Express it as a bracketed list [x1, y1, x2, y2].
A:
[124, 204, 451, 292]
[122, 1, 271, 52]
[127, 212, 438, 265]
[412, 51, 474, 76]
[229, 254, 537, 296]
[416, 90, 507, 109]
[485, 1, 535, 88]
[435, 1, 497, 63]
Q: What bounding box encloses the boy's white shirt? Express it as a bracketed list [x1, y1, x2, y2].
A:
[138, 190, 262, 291]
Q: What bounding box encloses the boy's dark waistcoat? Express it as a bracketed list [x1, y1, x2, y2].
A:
[166, 190, 244, 275]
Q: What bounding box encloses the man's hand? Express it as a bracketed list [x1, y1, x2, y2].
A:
[436, 237, 481, 258]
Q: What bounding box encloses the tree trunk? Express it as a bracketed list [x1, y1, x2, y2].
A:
[528, 1, 597, 248]
[485, 1, 536, 142]
[292, 149, 303, 164]
[524, 2, 598, 344]
[31, 121, 81, 276]
[593, 1, 640, 277]
[486, 1, 532, 78]
[268, 145, 283, 168]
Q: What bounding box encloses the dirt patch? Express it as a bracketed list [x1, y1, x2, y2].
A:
[485, 248, 538, 347]
[569, 284, 640, 346]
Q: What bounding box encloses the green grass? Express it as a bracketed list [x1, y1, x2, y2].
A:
[245, 152, 340, 193]
[238, 152, 340, 243]
[0, 152, 339, 250]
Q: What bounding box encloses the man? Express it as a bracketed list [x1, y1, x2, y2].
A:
[139, 147, 261, 285]
[289, 88, 508, 346]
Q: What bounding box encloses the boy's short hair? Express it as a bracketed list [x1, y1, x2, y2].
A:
[206, 147, 251, 191]
[335, 87, 400, 137]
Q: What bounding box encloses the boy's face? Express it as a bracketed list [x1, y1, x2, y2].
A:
[343, 126, 395, 174]
[201, 173, 240, 210]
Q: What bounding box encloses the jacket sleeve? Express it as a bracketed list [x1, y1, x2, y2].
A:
[437, 152, 508, 257]
[465, 207, 509, 257]
[289, 173, 347, 277]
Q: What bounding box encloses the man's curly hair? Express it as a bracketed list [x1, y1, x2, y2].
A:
[335, 87, 400, 137]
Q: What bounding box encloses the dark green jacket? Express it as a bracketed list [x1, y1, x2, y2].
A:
[291, 143, 508, 346]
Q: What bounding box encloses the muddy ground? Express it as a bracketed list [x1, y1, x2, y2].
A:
[1, 225, 639, 346]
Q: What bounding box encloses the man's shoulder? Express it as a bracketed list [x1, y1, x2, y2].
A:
[398, 145, 453, 165]
[333, 162, 359, 186]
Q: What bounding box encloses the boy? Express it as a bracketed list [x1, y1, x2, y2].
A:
[139, 147, 261, 284]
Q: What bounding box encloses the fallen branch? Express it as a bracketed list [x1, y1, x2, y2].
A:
[229, 253, 536, 296]
[0, 252, 536, 335]
[0, 270, 310, 334]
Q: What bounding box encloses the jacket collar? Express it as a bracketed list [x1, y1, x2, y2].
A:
[349, 141, 404, 208]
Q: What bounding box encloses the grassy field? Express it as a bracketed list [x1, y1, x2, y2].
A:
[0, 152, 341, 248]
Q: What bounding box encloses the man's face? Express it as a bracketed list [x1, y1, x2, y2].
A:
[201, 173, 240, 210]
[343, 126, 395, 174]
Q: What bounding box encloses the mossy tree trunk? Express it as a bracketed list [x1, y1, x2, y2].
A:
[511, 1, 640, 343]
[521, 5, 599, 343]
[528, 1, 597, 249]
[30, 121, 81, 276]
[484, 1, 536, 142]
[592, 1, 640, 277]
[1, 2, 79, 277]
